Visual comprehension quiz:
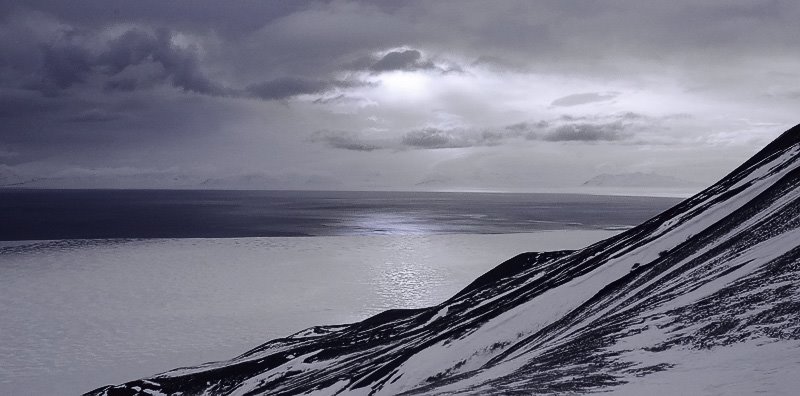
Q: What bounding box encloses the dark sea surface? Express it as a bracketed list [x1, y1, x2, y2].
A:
[0, 189, 683, 241]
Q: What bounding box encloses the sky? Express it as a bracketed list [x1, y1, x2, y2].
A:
[1, 0, 798, 192]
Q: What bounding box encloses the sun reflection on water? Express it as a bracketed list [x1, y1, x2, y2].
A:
[369, 234, 447, 311]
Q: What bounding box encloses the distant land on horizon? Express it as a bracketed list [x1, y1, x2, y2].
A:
[1, 168, 704, 197]
[1, 168, 704, 198]
[582, 171, 701, 188]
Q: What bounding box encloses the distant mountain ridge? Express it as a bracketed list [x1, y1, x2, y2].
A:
[583, 172, 700, 188]
[87, 125, 800, 395]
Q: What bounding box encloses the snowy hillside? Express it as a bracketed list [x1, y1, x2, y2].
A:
[87, 125, 800, 395]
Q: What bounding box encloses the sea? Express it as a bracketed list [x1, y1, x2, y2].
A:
[0, 189, 682, 395]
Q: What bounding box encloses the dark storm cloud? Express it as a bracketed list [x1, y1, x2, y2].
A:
[104, 78, 141, 93]
[66, 108, 122, 123]
[0, 1, 309, 37]
[310, 130, 382, 151]
[38, 42, 93, 92]
[0, 19, 227, 97]
[0, 89, 241, 165]
[69, 28, 223, 96]
[97, 29, 225, 95]
[0, 90, 60, 118]
[5, 1, 800, 83]
[247, 78, 361, 101]
[2, 16, 347, 101]
[248, 78, 334, 101]
[5, 1, 798, 100]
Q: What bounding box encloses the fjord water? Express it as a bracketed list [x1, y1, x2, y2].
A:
[0, 190, 679, 395]
[0, 189, 680, 240]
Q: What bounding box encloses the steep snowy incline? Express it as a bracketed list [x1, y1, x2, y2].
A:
[87, 125, 800, 396]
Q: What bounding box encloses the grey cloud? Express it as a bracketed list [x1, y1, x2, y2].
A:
[543, 122, 628, 142]
[39, 42, 93, 91]
[98, 29, 161, 75]
[503, 122, 531, 132]
[0, 89, 60, 118]
[558, 114, 587, 122]
[504, 121, 550, 139]
[311, 130, 382, 152]
[312, 94, 346, 105]
[479, 130, 506, 145]
[247, 78, 346, 101]
[316, 116, 638, 152]
[511, 113, 654, 142]
[98, 29, 226, 96]
[0, 89, 241, 165]
[104, 78, 140, 92]
[66, 108, 121, 123]
[0, 1, 308, 38]
[617, 111, 647, 120]
[315, 127, 500, 151]
[401, 128, 470, 149]
[3, 18, 362, 101]
[551, 92, 619, 107]
[10, 26, 226, 97]
[8, 1, 800, 81]
[403, 125, 534, 149]
[470, 55, 527, 71]
[369, 49, 435, 72]
[485, 118, 633, 144]
[9, 2, 796, 101]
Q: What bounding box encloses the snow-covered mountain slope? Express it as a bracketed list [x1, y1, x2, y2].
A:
[87, 125, 800, 396]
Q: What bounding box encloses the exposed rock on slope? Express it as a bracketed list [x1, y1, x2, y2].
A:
[88, 125, 800, 395]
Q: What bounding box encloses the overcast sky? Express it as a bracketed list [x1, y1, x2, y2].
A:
[1, 0, 798, 191]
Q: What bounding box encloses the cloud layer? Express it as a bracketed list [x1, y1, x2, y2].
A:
[1, 1, 797, 191]
[311, 113, 660, 151]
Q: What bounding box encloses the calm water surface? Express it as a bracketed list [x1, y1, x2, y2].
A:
[0, 189, 682, 240]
